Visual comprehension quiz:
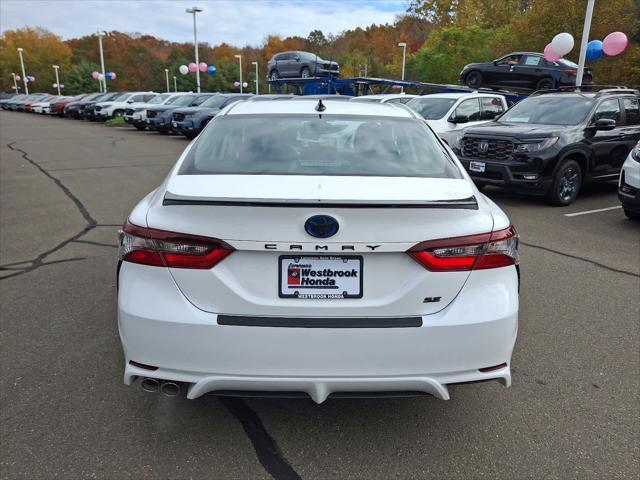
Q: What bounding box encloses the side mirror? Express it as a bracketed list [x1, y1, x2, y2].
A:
[449, 114, 469, 124]
[493, 61, 498, 66]
[127, 99, 134, 103]
[295, 56, 300, 62]
[595, 118, 616, 131]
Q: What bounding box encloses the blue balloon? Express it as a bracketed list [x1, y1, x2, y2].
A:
[207, 65, 217, 76]
[586, 40, 604, 61]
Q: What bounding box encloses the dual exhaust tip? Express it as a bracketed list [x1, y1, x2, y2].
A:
[141, 377, 181, 397]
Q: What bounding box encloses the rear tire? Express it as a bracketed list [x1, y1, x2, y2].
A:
[134, 124, 146, 131]
[546, 160, 582, 206]
[465, 71, 482, 88]
[624, 208, 640, 220]
[113, 109, 124, 118]
[301, 67, 311, 78]
[535, 77, 554, 91]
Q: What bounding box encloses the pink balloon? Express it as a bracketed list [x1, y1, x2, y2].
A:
[544, 43, 560, 62]
[188, 62, 197, 73]
[91, 71, 99, 79]
[110, 72, 117, 80]
[199, 62, 207, 72]
[602, 31, 628, 56]
[15, 75, 21, 81]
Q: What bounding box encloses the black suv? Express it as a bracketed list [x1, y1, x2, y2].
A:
[460, 52, 593, 91]
[454, 87, 640, 205]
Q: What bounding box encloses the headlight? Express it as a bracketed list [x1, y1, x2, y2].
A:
[632, 143, 640, 162]
[515, 137, 558, 153]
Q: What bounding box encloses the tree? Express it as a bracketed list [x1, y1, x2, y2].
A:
[64, 61, 101, 94]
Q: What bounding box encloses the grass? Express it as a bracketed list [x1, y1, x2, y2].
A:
[105, 116, 126, 127]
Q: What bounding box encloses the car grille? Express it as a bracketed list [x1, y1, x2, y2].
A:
[462, 137, 513, 161]
[147, 110, 157, 118]
[125, 108, 135, 115]
[173, 113, 185, 121]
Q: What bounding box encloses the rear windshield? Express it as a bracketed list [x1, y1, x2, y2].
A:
[148, 94, 170, 104]
[498, 96, 593, 125]
[407, 98, 457, 120]
[170, 95, 198, 106]
[179, 115, 461, 178]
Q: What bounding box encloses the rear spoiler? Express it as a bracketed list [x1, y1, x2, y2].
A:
[162, 192, 478, 210]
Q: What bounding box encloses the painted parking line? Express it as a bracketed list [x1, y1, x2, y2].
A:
[564, 206, 622, 217]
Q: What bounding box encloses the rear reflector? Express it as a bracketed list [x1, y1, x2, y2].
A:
[408, 225, 518, 272]
[118, 221, 234, 269]
[479, 362, 508, 373]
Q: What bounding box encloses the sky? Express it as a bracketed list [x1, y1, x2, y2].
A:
[0, 0, 407, 46]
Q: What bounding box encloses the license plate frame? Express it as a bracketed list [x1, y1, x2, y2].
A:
[470, 161, 486, 173]
[278, 255, 363, 299]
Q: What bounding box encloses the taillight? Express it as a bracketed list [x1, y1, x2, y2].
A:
[564, 69, 577, 77]
[118, 221, 233, 269]
[408, 226, 518, 272]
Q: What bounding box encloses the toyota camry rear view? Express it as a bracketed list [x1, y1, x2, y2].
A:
[117, 99, 519, 402]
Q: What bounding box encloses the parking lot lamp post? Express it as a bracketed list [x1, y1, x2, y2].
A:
[164, 69, 170, 92]
[398, 42, 407, 93]
[173, 76, 177, 92]
[235, 54, 243, 93]
[251, 61, 259, 94]
[186, 6, 203, 93]
[17, 48, 28, 95]
[97, 31, 107, 93]
[52, 65, 61, 95]
[576, 0, 595, 88]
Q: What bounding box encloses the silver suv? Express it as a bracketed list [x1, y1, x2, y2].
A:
[267, 51, 340, 80]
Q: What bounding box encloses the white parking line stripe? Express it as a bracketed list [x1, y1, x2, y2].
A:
[564, 206, 622, 217]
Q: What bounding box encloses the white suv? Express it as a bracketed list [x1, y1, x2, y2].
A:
[406, 93, 508, 145]
[619, 141, 640, 220]
[95, 92, 157, 120]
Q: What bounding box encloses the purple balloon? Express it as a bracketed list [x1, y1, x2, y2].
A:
[603, 32, 628, 56]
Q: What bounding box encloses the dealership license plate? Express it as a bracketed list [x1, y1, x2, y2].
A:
[470, 161, 486, 173]
[279, 256, 363, 299]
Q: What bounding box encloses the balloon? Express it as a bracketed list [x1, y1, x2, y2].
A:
[551, 32, 574, 56]
[199, 62, 207, 72]
[15, 75, 20, 81]
[207, 65, 216, 76]
[97, 73, 104, 80]
[242, 82, 248, 88]
[92, 71, 99, 79]
[53, 83, 58, 88]
[179, 65, 189, 75]
[544, 43, 561, 62]
[59, 84, 64, 89]
[109, 72, 116, 80]
[586, 40, 604, 61]
[188, 62, 197, 73]
[233, 81, 240, 87]
[29, 76, 35, 82]
[602, 31, 628, 56]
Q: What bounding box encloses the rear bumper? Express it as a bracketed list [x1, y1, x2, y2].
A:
[118, 263, 519, 403]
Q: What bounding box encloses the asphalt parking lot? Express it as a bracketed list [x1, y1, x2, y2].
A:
[1, 111, 638, 480]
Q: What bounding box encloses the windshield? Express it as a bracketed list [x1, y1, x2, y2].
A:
[171, 95, 198, 106]
[407, 98, 457, 120]
[498, 96, 593, 125]
[202, 96, 236, 108]
[148, 94, 170, 104]
[180, 115, 461, 178]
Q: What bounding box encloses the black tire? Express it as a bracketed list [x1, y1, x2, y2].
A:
[113, 109, 124, 118]
[546, 160, 582, 206]
[465, 71, 482, 88]
[134, 124, 146, 131]
[269, 70, 279, 81]
[300, 67, 311, 78]
[535, 77, 554, 91]
[624, 208, 640, 220]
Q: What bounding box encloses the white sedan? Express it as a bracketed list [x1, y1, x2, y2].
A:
[118, 99, 519, 402]
[406, 93, 508, 145]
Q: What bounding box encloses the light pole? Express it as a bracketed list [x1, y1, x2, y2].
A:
[164, 68, 170, 92]
[576, 0, 595, 88]
[173, 76, 177, 92]
[52, 65, 61, 95]
[11, 73, 19, 93]
[17, 48, 28, 95]
[398, 42, 407, 93]
[97, 31, 107, 93]
[251, 61, 259, 94]
[186, 6, 203, 93]
[235, 54, 243, 93]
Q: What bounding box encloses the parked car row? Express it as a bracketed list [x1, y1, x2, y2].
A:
[2, 86, 639, 209]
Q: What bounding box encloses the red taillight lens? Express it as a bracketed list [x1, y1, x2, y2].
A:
[118, 221, 233, 269]
[408, 226, 518, 272]
[564, 69, 577, 77]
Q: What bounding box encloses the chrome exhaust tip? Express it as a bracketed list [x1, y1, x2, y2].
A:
[160, 381, 181, 397]
[141, 377, 160, 393]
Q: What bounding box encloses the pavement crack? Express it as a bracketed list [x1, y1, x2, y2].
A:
[520, 241, 639, 278]
[219, 398, 301, 480]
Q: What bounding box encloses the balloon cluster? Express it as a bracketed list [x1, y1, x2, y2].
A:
[52, 83, 65, 88]
[233, 81, 249, 88]
[25, 75, 36, 83]
[544, 31, 628, 62]
[91, 71, 117, 80]
[179, 62, 216, 76]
